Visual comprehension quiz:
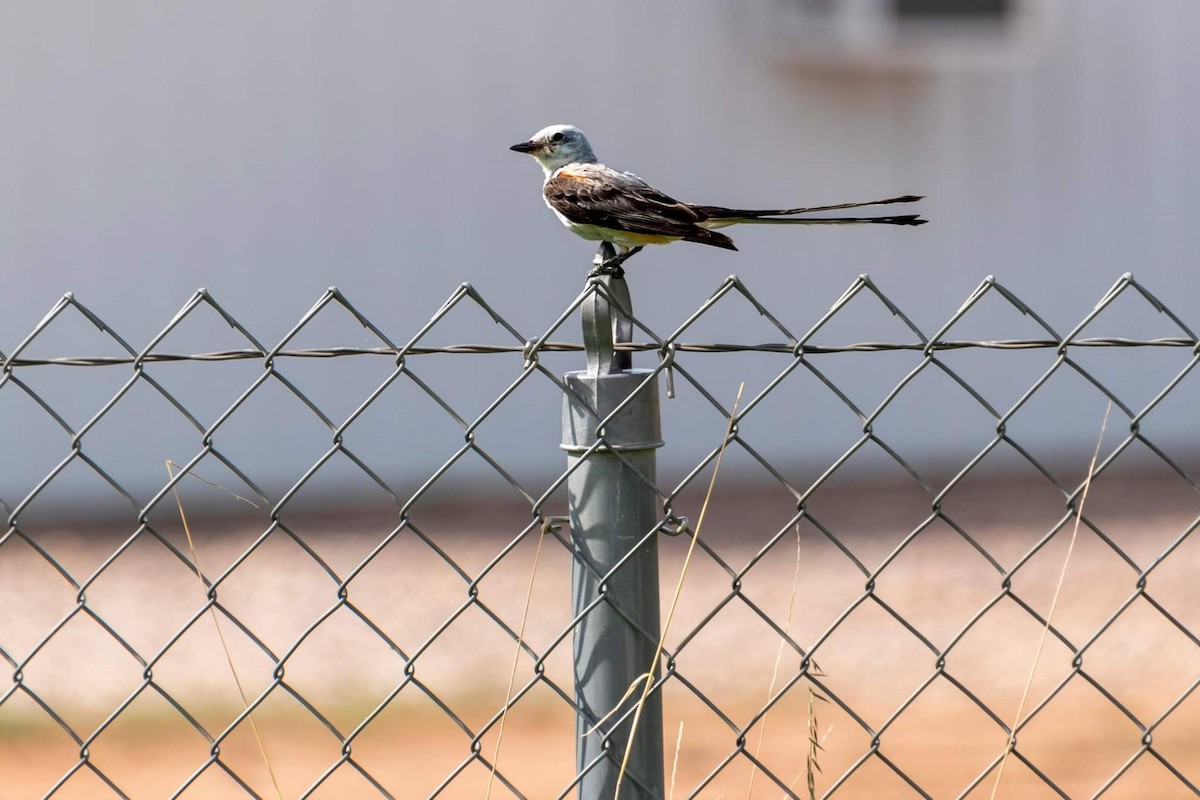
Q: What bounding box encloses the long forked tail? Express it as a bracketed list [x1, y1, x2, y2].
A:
[694, 194, 927, 226]
[730, 214, 926, 226]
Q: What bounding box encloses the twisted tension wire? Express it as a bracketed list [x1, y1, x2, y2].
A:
[3, 334, 1196, 369]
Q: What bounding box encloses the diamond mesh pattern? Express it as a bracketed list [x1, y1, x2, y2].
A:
[2, 274, 1198, 798]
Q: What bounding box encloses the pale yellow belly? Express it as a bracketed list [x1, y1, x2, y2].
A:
[553, 212, 681, 247]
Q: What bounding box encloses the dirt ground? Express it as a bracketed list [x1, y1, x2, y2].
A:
[2, 471, 1198, 798]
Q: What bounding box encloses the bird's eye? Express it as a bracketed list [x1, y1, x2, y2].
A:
[550, 131, 565, 143]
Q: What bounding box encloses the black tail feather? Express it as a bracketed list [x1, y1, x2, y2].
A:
[683, 227, 739, 250]
[694, 194, 925, 220]
[726, 213, 926, 226]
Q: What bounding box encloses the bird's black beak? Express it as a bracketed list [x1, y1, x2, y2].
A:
[509, 140, 538, 154]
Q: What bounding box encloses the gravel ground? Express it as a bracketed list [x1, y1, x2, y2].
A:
[2, 470, 1198, 798]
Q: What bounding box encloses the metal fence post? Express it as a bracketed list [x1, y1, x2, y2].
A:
[562, 248, 665, 800]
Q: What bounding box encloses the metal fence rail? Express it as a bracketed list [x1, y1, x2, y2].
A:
[2, 272, 1198, 799]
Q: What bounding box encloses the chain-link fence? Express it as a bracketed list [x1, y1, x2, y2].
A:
[2, 273, 1198, 799]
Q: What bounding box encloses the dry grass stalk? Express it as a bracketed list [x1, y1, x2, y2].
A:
[614, 383, 746, 798]
[988, 400, 1113, 798]
[166, 461, 283, 800]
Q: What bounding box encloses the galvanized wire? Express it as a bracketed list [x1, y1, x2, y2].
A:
[2, 273, 1198, 798]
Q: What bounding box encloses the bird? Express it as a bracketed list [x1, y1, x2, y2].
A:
[510, 124, 926, 276]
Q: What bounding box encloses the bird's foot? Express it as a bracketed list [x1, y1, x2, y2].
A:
[587, 246, 642, 280]
[587, 262, 626, 280]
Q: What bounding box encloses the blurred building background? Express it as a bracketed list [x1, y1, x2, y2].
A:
[2, 0, 1197, 506]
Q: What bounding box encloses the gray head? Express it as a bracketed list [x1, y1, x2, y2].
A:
[509, 124, 598, 174]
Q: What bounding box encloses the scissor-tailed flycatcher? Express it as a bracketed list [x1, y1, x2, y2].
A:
[511, 124, 926, 275]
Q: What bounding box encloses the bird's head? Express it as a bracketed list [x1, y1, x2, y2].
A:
[510, 124, 597, 175]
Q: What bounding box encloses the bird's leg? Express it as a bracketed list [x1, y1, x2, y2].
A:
[588, 245, 643, 279]
[609, 245, 643, 271]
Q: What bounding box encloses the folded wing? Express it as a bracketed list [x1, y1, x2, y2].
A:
[544, 165, 738, 250]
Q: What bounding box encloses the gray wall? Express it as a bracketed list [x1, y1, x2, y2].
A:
[3, 1, 1197, 506]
